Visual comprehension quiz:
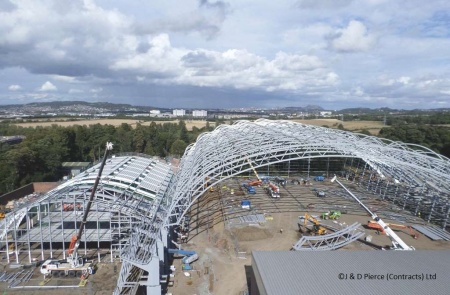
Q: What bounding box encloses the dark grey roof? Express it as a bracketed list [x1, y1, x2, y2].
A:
[252, 251, 450, 295]
[62, 161, 91, 167]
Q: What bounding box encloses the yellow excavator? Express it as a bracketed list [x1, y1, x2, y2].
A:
[303, 213, 327, 235]
[0, 205, 6, 219]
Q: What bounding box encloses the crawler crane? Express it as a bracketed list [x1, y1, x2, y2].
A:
[40, 142, 114, 277]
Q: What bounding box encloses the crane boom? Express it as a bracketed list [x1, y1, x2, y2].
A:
[68, 142, 114, 264]
[331, 175, 414, 250]
[247, 158, 261, 182]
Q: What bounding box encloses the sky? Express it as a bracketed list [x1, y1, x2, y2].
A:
[1, 0, 450, 110]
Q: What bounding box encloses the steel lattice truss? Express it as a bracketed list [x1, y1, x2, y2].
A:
[0, 154, 173, 295]
[164, 119, 450, 227]
[2, 120, 450, 295]
[292, 222, 364, 251]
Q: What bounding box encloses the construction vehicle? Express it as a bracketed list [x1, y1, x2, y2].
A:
[300, 213, 327, 235]
[248, 180, 263, 186]
[268, 183, 280, 198]
[331, 175, 414, 250]
[242, 183, 256, 194]
[247, 158, 263, 186]
[241, 199, 251, 210]
[366, 221, 419, 239]
[273, 177, 287, 187]
[316, 190, 326, 198]
[322, 210, 341, 220]
[168, 249, 199, 270]
[40, 142, 114, 277]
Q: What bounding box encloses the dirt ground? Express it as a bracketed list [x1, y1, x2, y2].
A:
[0, 259, 120, 295]
[167, 179, 450, 295]
[2, 178, 448, 295]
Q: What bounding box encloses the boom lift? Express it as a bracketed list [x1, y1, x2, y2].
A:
[247, 158, 263, 186]
[330, 176, 414, 250]
[367, 221, 419, 239]
[41, 142, 114, 277]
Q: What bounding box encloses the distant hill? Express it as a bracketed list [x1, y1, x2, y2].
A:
[282, 105, 324, 112]
[337, 107, 397, 114]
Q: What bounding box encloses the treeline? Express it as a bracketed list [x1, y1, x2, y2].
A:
[341, 111, 450, 125]
[378, 125, 450, 158]
[0, 121, 213, 194]
[1, 118, 449, 195]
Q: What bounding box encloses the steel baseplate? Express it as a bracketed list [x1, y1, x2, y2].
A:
[292, 222, 364, 251]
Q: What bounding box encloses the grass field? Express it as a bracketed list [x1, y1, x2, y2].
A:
[292, 119, 386, 135]
[13, 118, 386, 135]
[13, 119, 213, 131]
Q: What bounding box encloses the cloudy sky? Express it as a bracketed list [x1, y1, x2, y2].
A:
[1, 0, 450, 109]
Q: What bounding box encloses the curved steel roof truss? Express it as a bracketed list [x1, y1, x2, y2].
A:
[165, 119, 450, 227]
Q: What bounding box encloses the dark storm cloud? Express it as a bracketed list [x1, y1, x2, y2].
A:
[134, 0, 231, 40]
[0, 0, 16, 12]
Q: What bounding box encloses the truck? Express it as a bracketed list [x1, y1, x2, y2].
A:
[241, 200, 251, 210]
[268, 183, 280, 198]
[40, 142, 114, 277]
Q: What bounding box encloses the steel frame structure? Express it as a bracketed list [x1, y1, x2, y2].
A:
[1, 119, 450, 294]
[292, 222, 364, 251]
[165, 119, 450, 229]
[0, 154, 173, 295]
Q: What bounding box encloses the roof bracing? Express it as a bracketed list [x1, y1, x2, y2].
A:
[0, 154, 173, 295]
[163, 119, 450, 228]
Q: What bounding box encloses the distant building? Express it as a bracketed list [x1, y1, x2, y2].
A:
[173, 109, 186, 116]
[192, 110, 207, 117]
[150, 110, 161, 115]
[320, 111, 332, 117]
[62, 162, 91, 177]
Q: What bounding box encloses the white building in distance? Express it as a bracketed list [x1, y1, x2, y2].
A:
[192, 110, 208, 117]
[320, 111, 332, 117]
[173, 109, 186, 116]
[150, 110, 161, 115]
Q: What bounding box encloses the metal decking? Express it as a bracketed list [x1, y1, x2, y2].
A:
[412, 225, 450, 241]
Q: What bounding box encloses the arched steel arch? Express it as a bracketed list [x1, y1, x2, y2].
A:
[165, 119, 450, 226]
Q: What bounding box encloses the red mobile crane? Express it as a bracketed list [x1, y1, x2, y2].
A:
[40, 142, 114, 277]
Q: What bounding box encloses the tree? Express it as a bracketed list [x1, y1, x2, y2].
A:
[170, 139, 187, 157]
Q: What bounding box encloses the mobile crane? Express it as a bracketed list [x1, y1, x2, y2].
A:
[330, 175, 414, 250]
[40, 142, 114, 277]
[366, 221, 419, 239]
[247, 158, 263, 186]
